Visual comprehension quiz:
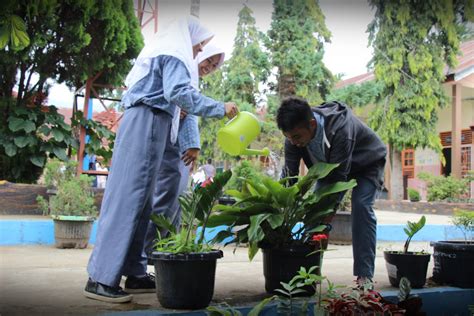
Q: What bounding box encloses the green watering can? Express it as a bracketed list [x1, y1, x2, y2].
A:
[217, 111, 270, 156]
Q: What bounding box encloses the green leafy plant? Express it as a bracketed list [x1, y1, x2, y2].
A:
[207, 162, 357, 260]
[207, 296, 276, 316]
[37, 175, 97, 217]
[418, 172, 471, 202]
[226, 160, 264, 192]
[407, 188, 421, 202]
[403, 216, 426, 253]
[451, 209, 474, 241]
[41, 158, 78, 189]
[151, 170, 232, 254]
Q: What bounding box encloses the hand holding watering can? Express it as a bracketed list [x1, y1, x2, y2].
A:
[224, 102, 239, 119]
[217, 110, 270, 156]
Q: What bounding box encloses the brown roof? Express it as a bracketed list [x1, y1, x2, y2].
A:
[93, 109, 122, 133]
[335, 39, 474, 89]
[56, 107, 121, 132]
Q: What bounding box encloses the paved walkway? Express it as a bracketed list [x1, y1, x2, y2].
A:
[0, 210, 452, 315]
[0, 241, 436, 316]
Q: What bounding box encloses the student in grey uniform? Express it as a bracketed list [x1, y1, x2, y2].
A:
[276, 96, 386, 290]
[84, 16, 238, 303]
[145, 43, 225, 254]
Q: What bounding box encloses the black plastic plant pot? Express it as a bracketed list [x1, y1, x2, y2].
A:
[431, 241, 474, 288]
[384, 251, 430, 288]
[262, 244, 322, 295]
[149, 250, 223, 310]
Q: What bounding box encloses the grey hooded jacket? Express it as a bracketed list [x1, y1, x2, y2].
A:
[283, 101, 387, 189]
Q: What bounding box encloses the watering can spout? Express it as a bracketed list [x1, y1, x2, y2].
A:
[217, 111, 270, 156]
[243, 147, 270, 156]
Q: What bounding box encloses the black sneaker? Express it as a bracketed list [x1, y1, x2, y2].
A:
[124, 273, 156, 293]
[84, 278, 132, 303]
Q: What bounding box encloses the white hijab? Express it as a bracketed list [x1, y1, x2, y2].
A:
[125, 16, 213, 143]
[190, 43, 226, 90]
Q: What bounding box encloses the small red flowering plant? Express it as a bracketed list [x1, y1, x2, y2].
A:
[151, 170, 232, 254]
[207, 162, 357, 260]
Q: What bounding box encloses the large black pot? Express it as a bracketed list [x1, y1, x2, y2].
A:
[262, 244, 323, 295]
[431, 241, 474, 288]
[383, 251, 430, 288]
[150, 250, 223, 309]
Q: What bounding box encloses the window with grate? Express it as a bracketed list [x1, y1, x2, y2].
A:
[402, 149, 415, 178]
[461, 146, 472, 177]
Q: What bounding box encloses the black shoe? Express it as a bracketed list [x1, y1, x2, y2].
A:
[84, 278, 132, 303]
[124, 273, 156, 293]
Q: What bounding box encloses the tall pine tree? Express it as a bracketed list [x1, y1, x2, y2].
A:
[267, 0, 334, 104]
[199, 4, 271, 163]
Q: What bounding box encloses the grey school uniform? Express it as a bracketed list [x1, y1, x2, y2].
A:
[144, 113, 200, 253]
[87, 55, 224, 287]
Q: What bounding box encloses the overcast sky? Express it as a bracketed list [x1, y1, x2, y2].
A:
[48, 0, 375, 109]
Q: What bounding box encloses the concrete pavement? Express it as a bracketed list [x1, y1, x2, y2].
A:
[0, 241, 436, 316]
[0, 210, 457, 315]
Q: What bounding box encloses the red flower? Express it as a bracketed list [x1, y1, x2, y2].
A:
[312, 234, 328, 242]
[201, 178, 213, 188]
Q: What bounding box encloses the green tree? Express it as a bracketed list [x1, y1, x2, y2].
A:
[0, 0, 143, 183]
[267, 0, 334, 104]
[225, 4, 270, 107]
[327, 81, 384, 108]
[367, 0, 473, 199]
[199, 4, 271, 163]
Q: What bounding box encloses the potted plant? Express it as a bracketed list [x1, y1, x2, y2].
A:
[328, 189, 352, 245]
[207, 162, 356, 294]
[407, 188, 420, 202]
[430, 209, 474, 288]
[384, 216, 430, 288]
[37, 174, 97, 249]
[149, 170, 232, 310]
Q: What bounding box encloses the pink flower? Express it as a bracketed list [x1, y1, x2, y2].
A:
[311, 234, 328, 242]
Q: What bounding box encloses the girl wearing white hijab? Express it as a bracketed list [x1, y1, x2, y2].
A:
[85, 17, 237, 303]
[145, 43, 226, 255]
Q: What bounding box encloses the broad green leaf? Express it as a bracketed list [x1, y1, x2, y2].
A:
[38, 125, 51, 136]
[248, 214, 267, 243]
[305, 224, 328, 234]
[248, 241, 259, 260]
[0, 25, 9, 49]
[297, 163, 340, 195]
[313, 179, 357, 203]
[30, 156, 45, 167]
[224, 189, 245, 199]
[53, 147, 68, 161]
[13, 136, 29, 148]
[207, 213, 239, 227]
[51, 129, 64, 142]
[248, 295, 276, 316]
[267, 214, 284, 229]
[8, 117, 26, 132]
[4, 143, 17, 157]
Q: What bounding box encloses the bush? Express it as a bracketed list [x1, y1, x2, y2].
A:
[41, 158, 78, 188]
[451, 209, 474, 241]
[407, 188, 420, 202]
[418, 172, 470, 202]
[37, 175, 97, 217]
[338, 189, 352, 211]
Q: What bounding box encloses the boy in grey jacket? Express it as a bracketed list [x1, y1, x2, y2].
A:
[276, 96, 386, 288]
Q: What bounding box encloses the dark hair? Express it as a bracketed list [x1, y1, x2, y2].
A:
[276, 96, 313, 132]
[207, 158, 212, 164]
